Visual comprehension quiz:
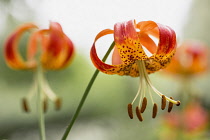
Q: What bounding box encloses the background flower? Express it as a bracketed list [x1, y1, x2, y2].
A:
[160, 101, 209, 140]
[4, 22, 75, 112]
[165, 40, 209, 77]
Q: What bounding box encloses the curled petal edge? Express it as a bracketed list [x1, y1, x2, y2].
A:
[41, 22, 75, 70]
[4, 23, 38, 69]
[90, 29, 120, 73]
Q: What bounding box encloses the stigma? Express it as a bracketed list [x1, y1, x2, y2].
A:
[127, 60, 180, 121]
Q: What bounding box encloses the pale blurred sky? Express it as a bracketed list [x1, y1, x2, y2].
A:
[27, 0, 193, 56]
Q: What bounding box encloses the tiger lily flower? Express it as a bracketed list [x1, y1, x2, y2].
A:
[165, 41, 209, 77]
[90, 20, 180, 121]
[4, 22, 74, 112]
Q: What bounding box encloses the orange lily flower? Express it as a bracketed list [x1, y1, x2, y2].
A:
[5, 22, 74, 70]
[165, 41, 209, 77]
[4, 22, 74, 112]
[90, 20, 180, 121]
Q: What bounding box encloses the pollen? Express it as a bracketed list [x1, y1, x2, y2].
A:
[43, 98, 48, 113]
[152, 103, 158, 118]
[127, 103, 133, 119]
[136, 106, 143, 121]
[161, 95, 166, 110]
[55, 97, 62, 110]
[22, 98, 30, 112]
[168, 97, 174, 113]
[140, 97, 147, 113]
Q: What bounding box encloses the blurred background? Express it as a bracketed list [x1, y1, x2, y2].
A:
[0, 0, 210, 139]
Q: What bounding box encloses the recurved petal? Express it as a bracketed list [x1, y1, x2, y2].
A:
[114, 20, 147, 63]
[59, 34, 75, 69]
[41, 22, 74, 70]
[138, 32, 157, 54]
[90, 28, 140, 77]
[4, 23, 38, 69]
[136, 21, 177, 73]
[27, 29, 49, 61]
[156, 24, 176, 55]
[137, 21, 159, 37]
[137, 20, 176, 55]
[90, 29, 117, 73]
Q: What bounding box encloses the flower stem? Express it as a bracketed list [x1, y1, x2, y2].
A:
[37, 65, 46, 140]
[61, 42, 115, 140]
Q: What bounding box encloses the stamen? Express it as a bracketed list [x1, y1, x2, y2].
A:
[152, 103, 158, 118]
[42, 78, 58, 101]
[136, 106, 143, 122]
[134, 60, 180, 120]
[140, 97, 147, 113]
[127, 103, 133, 119]
[161, 95, 166, 110]
[43, 99, 48, 113]
[55, 97, 62, 110]
[26, 77, 38, 100]
[148, 87, 154, 104]
[22, 98, 30, 112]
[176, 101, 181, 106]
[139, 60, 180, 105]
[168, 97, 173, 113]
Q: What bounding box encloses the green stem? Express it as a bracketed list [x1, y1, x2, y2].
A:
[37, 65, 46, 140]
[61, 42, 115, 140]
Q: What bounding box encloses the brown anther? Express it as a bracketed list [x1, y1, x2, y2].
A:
[127, 103, 133, 119]
[55, 98, 62, 110]
[140, 97, 147, 113]
[43, 99, 48, 113]
[176, 100, 181, 106]
[22, 98, 30, 113]
[152, 103, 158, 118]
[168, 97, 174, 113]
[161, 95, 166, 110]
[136, 106, 143, 122]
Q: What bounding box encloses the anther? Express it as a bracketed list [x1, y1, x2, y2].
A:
[55, 97, 62, 110]
[176, 100, 181, 106]
[22, 98, 30, 112]
[140, 97, 147, 113]
[152, 103, 158, 118]
[43, 99, 48, 113]
[168, 97, 174, 113]
[161, 95, 166, 110]
[136, 106, 143, 122]
[127, 103, 133, 119]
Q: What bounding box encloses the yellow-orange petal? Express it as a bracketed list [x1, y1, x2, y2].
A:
[137, 21, 159, 38]
[90, 28, 140, 77]
[41, 22, 74, 70]
[114, 20, 148, 63]
[59, 34, 75, 69]
[137, 20, 176, 55]
[4, 23, 38, 69]
[138, 32, 157, 54]
[27, 29, 49, 61]
[137, 21, 177, 74]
